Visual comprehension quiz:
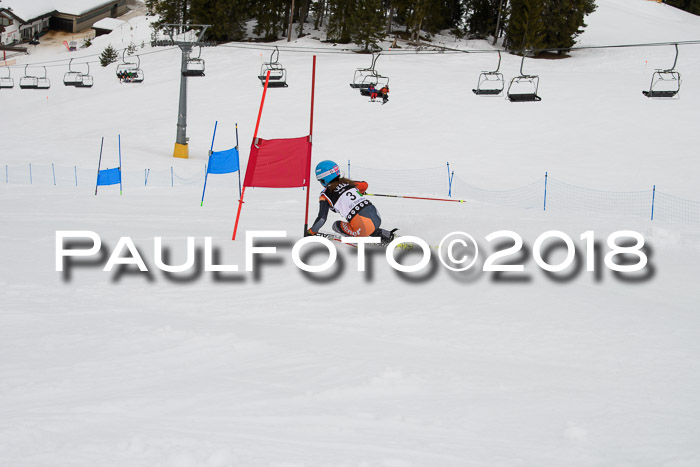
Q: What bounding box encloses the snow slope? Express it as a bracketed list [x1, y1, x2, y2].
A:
[2, 1, 700, 466]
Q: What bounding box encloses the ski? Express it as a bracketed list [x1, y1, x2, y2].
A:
[316, 231, 414, 250]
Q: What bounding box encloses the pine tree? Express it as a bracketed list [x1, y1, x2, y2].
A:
[422, 0, 464, 35]
[505, 0, 546, 52]
[394, 0, 433, 43]
[190, 0, 249, 42]
[145, 0, 191, 31]
[664, 0, 700, 15]
[327, 0, 356, 43]
[465, 0, 499, 39]
[99, 44, 119, 67]
[348, 0, 386, 50]
[252, 0, 289, 40]
[393, 0, 450, 43]
[541, 0, 595, 53]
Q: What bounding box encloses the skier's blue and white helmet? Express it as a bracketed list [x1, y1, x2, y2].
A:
[315, 160, 340, 186]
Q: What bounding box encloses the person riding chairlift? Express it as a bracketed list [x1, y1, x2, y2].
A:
[368, 83, 378, 101]
[380, 85, 389, 104]
[307, 160, 396, 245]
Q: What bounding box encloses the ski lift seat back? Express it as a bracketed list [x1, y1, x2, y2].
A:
[473, 50, 505, 96]
[19, 65, 50, 90]
[507, 54, 541, 102]
[350, 53, 383, 89]
[0, 67, 14, 89]
[643, 44, 681, 99]
[19, 76, 38, 89]
[258, 46, 288, 87]
[183, 46, 205, 77]
[64, 58, 93, 88]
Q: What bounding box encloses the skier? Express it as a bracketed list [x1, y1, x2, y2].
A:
[368, 83, 378, 102]
[307, 160, 396, 245]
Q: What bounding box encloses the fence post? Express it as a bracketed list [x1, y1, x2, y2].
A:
[74, 165, 77, 187]
[543, 171, 548, 211]
[446, 162, 451, 197]
[29, 163, 32, 185]
[651, 185, 656, 221]
[52, 163, 56, 186]
[171, 166, 174, 187]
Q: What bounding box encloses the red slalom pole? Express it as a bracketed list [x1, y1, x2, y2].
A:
[304, 56, 316, 235]
[232, 187, 246, 240]
[232, 71, 271, 240]
[366, 193, 466, 203]
[252, 71, 271, 140]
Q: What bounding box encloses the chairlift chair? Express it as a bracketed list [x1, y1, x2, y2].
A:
[79, 64, 94, 88]
[643, 43, 681, 99]
[0, 67, 14, 89]
[507, 54, 541, 102]
[258, 47, 288, 87]
[63, 58, 93, 87]
[19, 65, 50, 90]
[116, 51, 145, 83]
[473, 50, 505, 96]
[359, 74, 390, 97]
[350, 53, 382, 89]
[183, 46, 205, 77]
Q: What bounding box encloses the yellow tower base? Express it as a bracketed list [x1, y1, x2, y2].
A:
[173, 143, 189, 159]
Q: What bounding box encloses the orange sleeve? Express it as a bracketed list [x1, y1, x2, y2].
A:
[356, 181, 368, 194]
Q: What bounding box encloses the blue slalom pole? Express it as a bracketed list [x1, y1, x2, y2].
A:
[201, 120, 218, 206]
[95, 137, 104, 195]
[236, 122, 241, 198]
[446, 162, 450, 196]
[651, 185, 656, 221]
[543, 171, 548, 211]
[118, 134, 123, 196]
[52, 163, 56, 186]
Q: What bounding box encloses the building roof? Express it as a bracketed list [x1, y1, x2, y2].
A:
[0, 0, 115, 22]
[54, 0, 116, 17]
[93, 17, 125, 31]
[0, 0, 55, 22]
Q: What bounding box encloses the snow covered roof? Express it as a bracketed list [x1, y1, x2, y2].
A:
[0, 0, 55, 22]
[0, 0, 115, 21]
[92, 17, 125, 31]
[53, 0, 115, 17]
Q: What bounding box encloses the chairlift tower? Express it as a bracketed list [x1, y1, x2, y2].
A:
[152, 24, 212, 159]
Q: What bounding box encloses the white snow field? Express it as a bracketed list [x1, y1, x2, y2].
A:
[2, 0, 700, 466]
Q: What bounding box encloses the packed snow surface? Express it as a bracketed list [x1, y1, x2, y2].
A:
[2, 1, 700, 466]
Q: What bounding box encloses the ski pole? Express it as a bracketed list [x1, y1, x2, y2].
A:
[365, 193, 466, 203]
